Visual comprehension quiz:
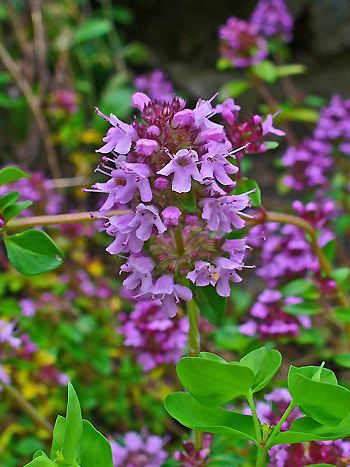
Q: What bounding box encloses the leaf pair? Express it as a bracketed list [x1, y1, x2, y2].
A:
[0, 166, 64, 275]
[24, 383, 113, 467]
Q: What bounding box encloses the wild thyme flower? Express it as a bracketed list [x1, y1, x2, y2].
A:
[118, 299, 188, 372]
[134, 69, 174, 103]
[250, 0, 293, 43]
[90, 92, 282, 316]
[219, 17, 268, 68]
[239, 289, 311, 339]
[109, 431, 168, 467]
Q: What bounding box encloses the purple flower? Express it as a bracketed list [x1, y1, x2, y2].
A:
[95, 110, 138, 154]
[109, 430, 168, 467]
[200, 142, 239, 185]
[162, 206, 181, 226]
[128, 204, 167, 241]
[19, 298, 37, 317]
[157, 149, 203, 193]
[119, 300, 188, 372]
[240, 289, 311, 339]
[214, 256, 244, 296]
[201, 193, 251, 232]
[151, 275, 192, 317]
[250, 0, 294, 43]
[219, 17, 268, 68]
[187, 261, 217, 287]
[120, 255, 155, 293]
[131, 92, 152, 111]
[134, 69, 174, 103]
[0, 320, 20, 349]
[135, 138, 158, 156]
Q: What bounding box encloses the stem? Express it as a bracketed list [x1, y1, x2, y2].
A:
[5, 209, 128, 231]
[174, 225, 185, 255]
[2, 382, 53, 433]
[247, 391, 262, 444]
[256, 447, 268, 467]
[266, 402, 295, 448]
[186, 298, 202, 450]
[187, 299, 200, 357]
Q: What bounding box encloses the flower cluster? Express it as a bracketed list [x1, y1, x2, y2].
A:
[134, 69, 174, 103]
[109, 431, 168, 467]
[239, 289, 311, 339]
[174, 434, 212, 466]
[0, 170, 63, 216]
[48, 88, 79, 116]
[118, 300, 188, 372]
[218, 17, 268, 68]
[250, 0, 293, 43]
[314, 95, 350, 156]
[90, 92, 282, 316]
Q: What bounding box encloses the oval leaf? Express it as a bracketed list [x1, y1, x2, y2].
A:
[4, 229, 64, 275]
[176, 357, 255, 406]
[193, 285, 227, 325]
[80, 419, 113, 467]
[0, 166, 30, 186]
[240, 347, 282, 392]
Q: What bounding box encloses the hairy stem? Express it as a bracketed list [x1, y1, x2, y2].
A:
[6, 209, 128, 231]
[2, 382, 53, 433]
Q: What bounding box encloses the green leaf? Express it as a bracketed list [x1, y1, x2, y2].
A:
[176, 356, 255, 406]
[0, 166, 30, 186]
[334, 353, 350, 369]
[264, 141, 279, 150]
[199, 352, 227, 363]
[80, 419, 113, 467]
[284, 302, 320, 316]
[278, 108, 319, 123]
[62, 383, 83, 464]
[276, 64, 306, 77]
[0, 192, 19, 211]
[216, 58, 233, 71]
[32, 451, 48, 459]
[240, 347, 282, 392]
[23, 456, 55, 466]
[51, 415, 66, 459]
[73, 19, 112, 44]
[282, 279, 314, 297]
[252, 60, 278, 83]
[270, 413, 350, 446]
[333, 307, 350, 323]
[322, 239, 336, 262]
[193, 285, 226, 325]
[234, 178, 261, 207]
[331, 267, 350, 284]
[3, 200, 32, 221]
[4, 230, 64, 275]
[177, 192, 196, 213]
[288, 366, 350, 425]
[220, 80, 250, 98]
[165, 392, 257, 444]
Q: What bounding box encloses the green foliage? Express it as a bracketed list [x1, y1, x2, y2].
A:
[24, 383, 113, 467]
[0, 166, 30, 186]
[166, 348, 350, 460]
[234, 177, 261, 207]
[193, 285, 226, 324]
[4, 230, 64, 275]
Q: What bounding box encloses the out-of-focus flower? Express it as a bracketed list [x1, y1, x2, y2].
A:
[134, 69, 174, 103]
[250, 0, 293, 43]
[174, 433, 212, 466]
[119, 300, 188, 372]
[219, 17, 268, 68]
[109, 431, 168, 467]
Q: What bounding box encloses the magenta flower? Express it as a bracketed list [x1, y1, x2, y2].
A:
[200, 142, 239, 185]
[214, 257, 243, 296]
[157, 149, 203, 193]
[151, 275, 192, 317]
[95, 110, 138, 154]
[162, 206, 181, 226]
[187, 261, 217, 287]
[134, 69, 174, 103]
[120, 255, 155, 293]
[201, 193, 251, 232]
[250, 0, 294, 43]
[128, 204, 167, 241]
[219, 17, 268, 68]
